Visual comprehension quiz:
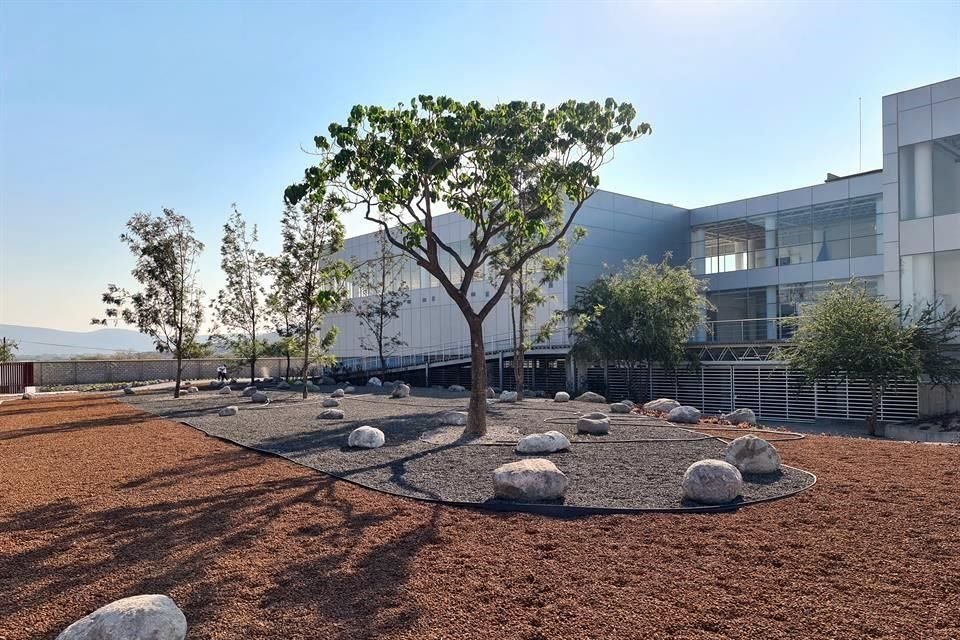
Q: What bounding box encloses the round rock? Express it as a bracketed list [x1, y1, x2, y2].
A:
[643, 398, 680, 413]
[667, 405, 701, 424]
[322, 398, 340, 407]
[56, 594, 187, 640]
[575, 391, 606, 403]
[609, 402, 630, 414]
[218, 406, 239, 417]
[515, 430, 571, 454]
[367, 377, 382, 387]
[448, 384, 466, 392]
[123, 387, 136, 396]
[554, 391, 570, 403]
[438, 411, 468, 426]
[319, 408, 344, 420]
[240, 386, 257, 398]
[577, 415, 610, 435]
[500, 390, 518, 402]
[493, 458, 568, 502]
[331, 388, 345, 398]
[347, 426, 385, 449]
[485, 386, 496, 399]
[390, 383, 410, 398]
[250, 391, 269, 404]
[682, 459, 743, 505]
[724, 434, 781, 473]
[723, 407, 758, 425]
[218, 386, 233, 395]
[344, 385, 355, 394]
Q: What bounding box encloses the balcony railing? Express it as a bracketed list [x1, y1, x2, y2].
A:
[691, 316, 799, 344]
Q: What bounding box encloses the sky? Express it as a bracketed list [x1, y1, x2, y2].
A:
[1, 0, 958, 332]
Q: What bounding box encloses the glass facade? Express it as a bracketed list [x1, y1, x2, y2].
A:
[691, 194, 882, 275]
[900, 134, 960, 220]
[901, 249, 960, 312]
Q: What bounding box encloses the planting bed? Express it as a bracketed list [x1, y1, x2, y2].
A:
[120, 385, 814, 511]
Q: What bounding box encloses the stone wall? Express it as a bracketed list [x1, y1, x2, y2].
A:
[34, 358, 291, 386]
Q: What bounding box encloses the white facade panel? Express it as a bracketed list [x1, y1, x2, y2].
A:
[932, 78, 960, 103]
[898, 85, 932, 111]
[899, 217, 935, 255]
[898, 106, 933, 146]
[934, 213, 960, 252]
[932, 98, 960, 139]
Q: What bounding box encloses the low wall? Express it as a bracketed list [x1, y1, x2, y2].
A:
[919, 383, 960, 416]
[33, 358, 292, 387]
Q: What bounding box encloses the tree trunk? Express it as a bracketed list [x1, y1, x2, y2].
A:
[867, 382, 880, 436]
[250, 338, 256, 385]
[514, 344, 525, 399]
[285, 352, 291, 381]
[379, 346, 386, 381]
[173, 354, 183, 399]
[302, 310, 311, 400]
[465, 316, 488, 437]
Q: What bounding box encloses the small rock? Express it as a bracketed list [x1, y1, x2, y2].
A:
[575, 391, 606, 403]
[724, 435, 781, 473]
[486, 386, 496, 399]
[250, 391, 269, 404]
[391, 383, 410, 399]
[344, 386, 355, 393]
[22, 392, 35, 400]
[620, 399, 635, 408]
[438, 411, 468, 426]
[187, 386, 199, 394]
[516, 431, 571, 454]
[123, 387, 136, 396]
[682, 459, 743, 505]
[322, 398, 340, 407]
[331, 388, 345, 398]
[347, 426, 385, 449]
[667, 405, 701, 424]
[218, 406, 239, 417]
[449, 384, 466, 392]
[723, 408, 758, 425]
[367, 377, 383, 387]
[554, 391, 570, 403]
[643, 398, 680, 413]
[577, 415, 611, 435]
[493, 458, 568, 502]
[218, 386, 233, 395]
[319, 408, 345, 420]
[56, 594, 187, 640]
[500, 390, 518, 402]
[610, 402, 630, 414]
[241, 386, 257, 398]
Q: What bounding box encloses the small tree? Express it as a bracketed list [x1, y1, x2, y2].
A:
[264, 280, 301, 381]
[0, 337, 18, 363]
[569, 255, 708, 396]
[351, 231, 410, 378]
[784, 280, 960, 435]
[211, 205, 269, 383]
[92, 209, 205, 398]
[274, 196, 350, 398]
[286, 96, 648, 436]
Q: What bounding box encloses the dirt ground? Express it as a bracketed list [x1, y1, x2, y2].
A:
[1, 394, 959, 640]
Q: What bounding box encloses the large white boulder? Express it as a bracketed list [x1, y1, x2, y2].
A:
[554, 391, 570, 403]
[449, 384, 466, 392]
[348, 426, 385, 449]
[577, 414, 611, 435]
[643, 398, 680, 413]
[319, 408, 344, 420]
[322, 398, 340, 407]
[391, 383, 410, 398]
[667, 405, 701, 424]
[438, 411, 468, 426]
[682, 459, 743, 505]
[218, 406, 239, 417]
[331, 388, 345, 398]
[515, 431, 571, 454]
[344, 385, 355, 394]
[493, 459, 568, 502]
[367, 377, 382, 387]
[240, 386, 257, 397]
[610, 402, 631, 414]
[250, 391, 269, 404]
[56, 594, 187, 640]
[22, 391, 35, 400]
[500, 390, 518, 402]
[575, 391, 606, 403]
[218, 386, 233, 395]
[724, 435, 781, 473]
[723, 408, 758, 425]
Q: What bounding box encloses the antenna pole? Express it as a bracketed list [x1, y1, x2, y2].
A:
[858, 97, 862, 172]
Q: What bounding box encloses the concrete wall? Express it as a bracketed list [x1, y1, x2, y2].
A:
[919, 383, 960, 416]
[34, 358, 292, 387]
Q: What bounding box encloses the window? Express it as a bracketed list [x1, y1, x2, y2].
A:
[934, 250, 960, 310]
[901, 253, 935, 309]
[900, 134, 960, 220]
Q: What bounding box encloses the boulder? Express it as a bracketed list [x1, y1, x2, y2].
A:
[577, 414, 611, 435]
[276, 381, 291, 390]
[515, 431, 571, 454]
[22, 392, 35, 400]
[620, 399, 635, 408]
[250, 391, 269, 404]
[347, 426, 385, 449]
[241, 386, 258, 398]
[322, 398, 340, 408]
[643, 398, 680, 413]
[344, 386, 355, 394]
[486, 386, 496, 399]
[438, 411, 468, 426]
[187, 386, 199, 394]
[723, 407, 758, 425]
[667, 405, 701, 424]
[331, 388, 345, 398]
[391, 383, 410, 399]
[449, 384, 466, 392]
[610, 402, 631, 414]
[575, 391, 606, 403]
[682, 459, 743, 505]
[724, 435, 781, 473]
[367, 377, 383, 387]
[218, 386, 233, 395]
[320, 376, 336, 385]
[500, 390, 518, 402]
[218, 406, 239, 417]
[123, 387, 136, 396]
[56, 594, 187, 640]
[319, 409, 344, 420]
[554, 391, 570, 403]
[493, 459, 568, 502]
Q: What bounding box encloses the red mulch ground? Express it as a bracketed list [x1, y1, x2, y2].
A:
[1, 394, 958, 640]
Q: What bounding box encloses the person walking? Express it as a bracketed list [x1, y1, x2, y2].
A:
[217, 365, 228, 383]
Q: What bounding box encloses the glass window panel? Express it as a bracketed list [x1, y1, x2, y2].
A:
[933, 135, 960, 217]
[816, 238, 850, 261]
[900, 141, 934, 220]
[811, 200, 850, 240]
[935, 250, 960, 310]
[851, 235, 881, 258]
[778, 243, 811, 265]
[901, 253, 935, 310]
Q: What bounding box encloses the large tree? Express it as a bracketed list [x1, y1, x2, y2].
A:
[211, 205, 269, 383]
[274, 196, 350, 398]
[92, 209, 205, 398]
[351, 231, 410, 378]
[0, 337, 18, 363]
[286, 96, 648, 436]
[783, 280, 960, 435]
[569, 255, 708, 395]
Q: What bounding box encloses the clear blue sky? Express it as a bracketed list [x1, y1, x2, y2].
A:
[1, 0, 958, 332]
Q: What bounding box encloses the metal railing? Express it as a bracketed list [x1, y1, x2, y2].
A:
[691, 316, 800, 344]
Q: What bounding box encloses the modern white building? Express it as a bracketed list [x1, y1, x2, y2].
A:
[326, 76, 960, 420]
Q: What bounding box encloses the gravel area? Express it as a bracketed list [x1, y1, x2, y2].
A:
[120, 386, 813, 510]
[3, 393, 960, 640]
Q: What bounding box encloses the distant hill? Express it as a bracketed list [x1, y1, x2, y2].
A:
[0, 324, 159, 359]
